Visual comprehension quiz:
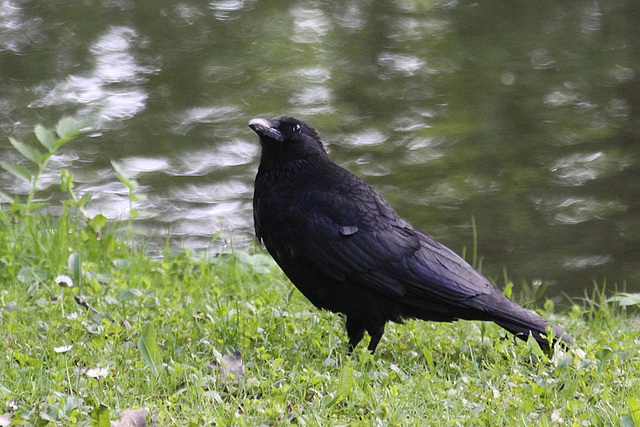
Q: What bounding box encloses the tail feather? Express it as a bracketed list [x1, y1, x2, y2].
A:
[470, 291, 573, 347]
[493, 314, 573, 347]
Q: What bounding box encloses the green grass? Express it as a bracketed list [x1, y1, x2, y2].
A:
[1, 209, 639, 426]
[1, 118, 639, 425]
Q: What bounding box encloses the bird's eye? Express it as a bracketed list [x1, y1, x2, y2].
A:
[292, 124, 301, 134]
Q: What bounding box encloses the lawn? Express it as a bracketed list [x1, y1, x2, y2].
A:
[1, 207, 639, 426]
[1, 119, 639, 425]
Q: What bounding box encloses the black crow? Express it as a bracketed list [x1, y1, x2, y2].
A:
[249, 116, 573, 353]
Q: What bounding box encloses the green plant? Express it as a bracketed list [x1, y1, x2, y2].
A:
[1, 211, 638, 425]
[0, 117, 91, 211]
[110, 160, 147, 238]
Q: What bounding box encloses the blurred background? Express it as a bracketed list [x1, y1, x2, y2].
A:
[1, 0, 638, 298]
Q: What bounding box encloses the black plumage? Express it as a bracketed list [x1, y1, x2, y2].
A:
[249, 116, 572, 353]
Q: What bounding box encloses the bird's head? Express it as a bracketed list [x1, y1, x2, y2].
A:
[248, 116, 327, 166]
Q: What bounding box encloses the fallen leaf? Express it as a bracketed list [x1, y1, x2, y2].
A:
[212, 351, 245, 386]
[110, 407, 150, 427]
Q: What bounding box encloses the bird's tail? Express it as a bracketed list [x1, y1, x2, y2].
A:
[471, 292, 573, 348]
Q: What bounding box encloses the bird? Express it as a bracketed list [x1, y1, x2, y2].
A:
[248, 116, 573, 354]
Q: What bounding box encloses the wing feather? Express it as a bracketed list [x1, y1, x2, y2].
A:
[291, 185, 493, 306]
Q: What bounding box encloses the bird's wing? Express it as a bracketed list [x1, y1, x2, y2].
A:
[291, 187, 494, 305]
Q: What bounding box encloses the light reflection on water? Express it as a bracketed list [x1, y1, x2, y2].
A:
[550, 151, 632, 186]
[209, 0, 256, 21]
[290, 5, 331, 44]
[171, 107, 243, 135]
[534, 196, 628, 226]
[1, 0, 639, 295]
[169, 140, 257, 175]
[0, 0, 44, 53]
[31, 26, 156, 120]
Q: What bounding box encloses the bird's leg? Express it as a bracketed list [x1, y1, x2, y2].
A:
[346, 317, 365, 354]
[366, 324, 385, 354]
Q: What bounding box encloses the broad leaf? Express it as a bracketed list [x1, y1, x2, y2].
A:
[78, 191, 93, 208]
[138, 323, 162, 376]
[56, 117, 85, 140]
[89, 214, 107, 232]
[68, 252, 82, 287]
[34, 124, 55, 152]
[0, 161, 32, 182]
[8, 137, 44, 166]
[0, 190, 14, 203]
[90, 403, 110, 427]
[629, 397, 640, 425]
[608, 293, 640, 307]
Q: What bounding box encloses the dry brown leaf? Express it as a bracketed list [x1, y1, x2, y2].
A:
[212, 351, 245, 386]
[110, 407, 149, 427]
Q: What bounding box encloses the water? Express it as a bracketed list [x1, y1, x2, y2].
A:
[1, 0, 639, 297]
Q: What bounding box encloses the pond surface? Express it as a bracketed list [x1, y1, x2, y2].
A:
[1, 0, 639, 297]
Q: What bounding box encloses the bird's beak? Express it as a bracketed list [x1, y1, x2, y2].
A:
[248, 118, 284, 143]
